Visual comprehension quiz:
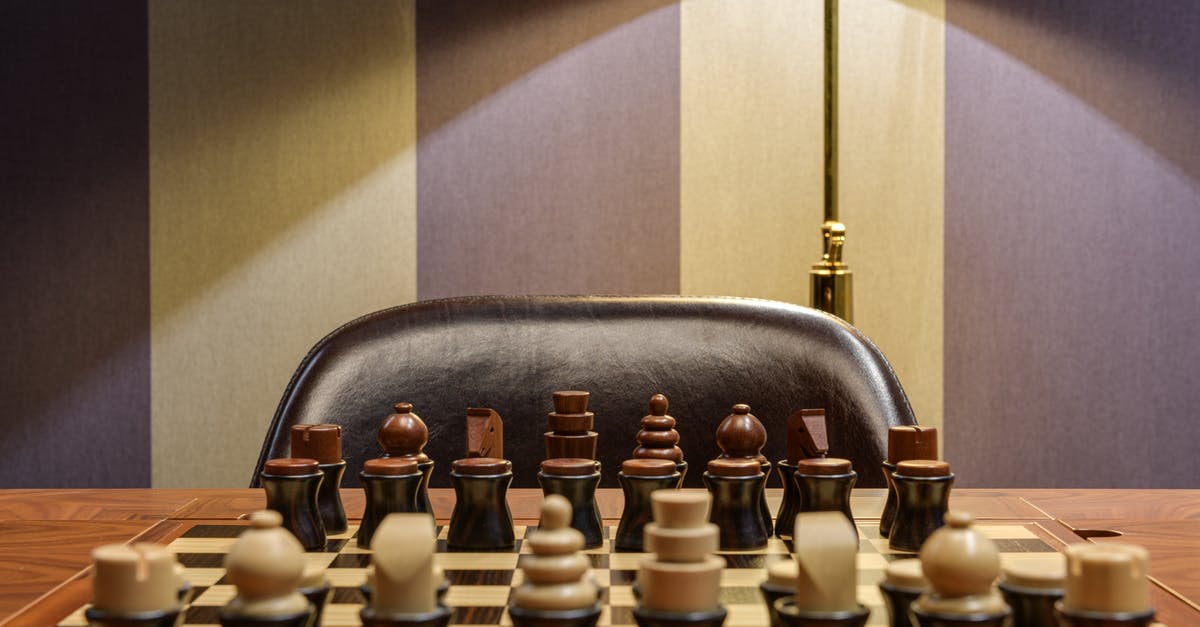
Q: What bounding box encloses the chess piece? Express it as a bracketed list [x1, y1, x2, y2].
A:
[634, 394, 687, 484]
[878, 559, 927, 627]
[633, 491, 726, 627]
[795, 457, 856, 522]
[1054, 544, 1155, 627]
[259, 457, 326, 551]
[361, 513, 452, 627]
[615, 458, 680, 552]
[703, 458, 769, 550]
[219, 510, 315, 627]
[379, 402, 434, 515]
[715, 404, 774, 536]
[776, 409, 829, 538]
[538, 458, 604, 549]
[447, 457, 515, 551]
[86, 543, 185, 627]
[546, 391, 598, 459]
[508, 495, 602, 627]
[888, 460, 953, 553]
[358, 457, 424, 549]
[760, 558, 798, 627]
[466, 407, 504, 458]
[999, 558, 1065, 627]
[297, 563, 332, 626]
[880, 426, 938, 538]
[911, 511, 1010, 627]
[773, 512, 869, 626]
[290, 424, 347, 535]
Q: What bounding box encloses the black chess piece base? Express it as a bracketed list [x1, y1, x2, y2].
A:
[909, 605, 1011, 627]
[360, 604, 452, 627]
[773, 599, 870, 627]
[507, 602, 603, 627]
[998, 580, 1060, 627]
[298, 582, 331, 626]
[878, 581, 923, 627]
[217, 607, 314, 627]
[631, 605, 727, 627]
[83, 606, 182, 627]
[1053, 602, 1155, 627]
[759, 580, 792, 627]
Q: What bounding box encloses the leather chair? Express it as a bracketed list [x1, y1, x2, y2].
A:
[252, 295, 917, 489]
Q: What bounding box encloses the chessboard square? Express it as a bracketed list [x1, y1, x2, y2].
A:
[720, 568, 771, 588]
[762, 538, 791, 554]
[721, 554, 768, 569]
[858, 523, 883, 540]
[328, 524, 358, 540]
[608, 584, 636, 606]
[183, 604, 222, 625]
[322, 538, 349, 552]
[450, 604, 507, 624]
[444, 585, 513, 607]
[858, 583, 884, 606]
[584, 539, 611, 554]
[857, 552, 891, 571]
[726, 603, 770, 626]
[56, 606, 88, 627]
[181, 567, 226, 587]
[608, 604, 634, 626]
[609, 569, 636, 585]
[326, 568, 369, 587]
[176, 552, 227, 569]
[330, 553, 372, 568]
[607, 553, 646, 570]
[170, 537, 236, 555]
[437, 552, 520, 570]
[858, 538, 881, 554]
[992, 538, 1056, 553]
[718, 586, 762, 605]
[302, 552, 338, 569]
[321, 603, 365, 626]
[339, 543, 371, 554]
[977, 524, 1038, 539]
[190, 584, 236, 606]
[1000, 553, 1067, 569]
[449, 569, 515, 586]
[437, 525, 448, 540]
[329, 586, 366, 604]
[181, 524, 248, 538]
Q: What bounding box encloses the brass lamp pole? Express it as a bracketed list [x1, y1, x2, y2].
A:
[810, 0, 853, 322]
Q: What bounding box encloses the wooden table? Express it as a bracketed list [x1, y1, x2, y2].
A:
[1, 488, 1196, 626]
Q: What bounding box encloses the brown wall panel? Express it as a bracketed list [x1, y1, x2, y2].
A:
[0, 1, 150, 487]
[945, 1, 1200, 487]
[416, 0, 681, 298]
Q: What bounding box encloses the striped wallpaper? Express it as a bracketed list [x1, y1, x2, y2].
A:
[4, 0, 1197, 488]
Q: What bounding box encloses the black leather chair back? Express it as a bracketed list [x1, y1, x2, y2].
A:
[253, 295, 917, 488]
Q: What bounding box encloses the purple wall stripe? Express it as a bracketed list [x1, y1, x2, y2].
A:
[945, 1, 1200, 487]
[416, 0, 681, 299]
[0, 1, 151, 487]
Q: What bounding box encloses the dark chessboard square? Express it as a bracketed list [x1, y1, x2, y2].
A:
[176, 553, 226, 568]
[718, 586, 761, 605]
[329, 553, 372, 568]
[859, 526, 883, 540]
[321, 538, 348, 552]
[330, 586, 365, 604]
[442, 540, 522, 553]
[181, 524, 247, 538]
[609, 605, 635, 625]
[720, 554, 768, 569]
[445, 569, 514, 585]
[184, 605, 222, 624]
[587, 553, 609, 568]
[610, 569, 637, 585]
[450, 605, 506, 624]
[993, 538, 1056, 552]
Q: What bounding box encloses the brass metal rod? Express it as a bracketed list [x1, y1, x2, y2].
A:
[823, 0, 838, 224]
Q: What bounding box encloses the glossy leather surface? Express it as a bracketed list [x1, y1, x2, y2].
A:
[252, 296, 917, 489]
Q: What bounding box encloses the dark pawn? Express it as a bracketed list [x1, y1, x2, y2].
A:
[260, 458, 326, 551]
[773, 460, 801, 538]
[615, 459, 680, 552]
[632, 606, 728, 627]
[508, 604, 602, 627]
[888, 460, 953, 553]
[538, 458, 604, 549]
[447, 457, 515, 551]
[703, 458, 769, 550]
[773, 599, 870, 627]
[714, 404, 774, 536]
[359, 605, 452, 627]
[289, 424, 347, 535]
[358, 458, 423, 549]
[378, 402, 435, 515]
[795, 458, 856, 523]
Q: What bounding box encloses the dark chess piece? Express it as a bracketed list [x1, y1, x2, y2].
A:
[880, 426, 938, 539]
[703, 458, 769, 550]
[218, 511, 317, 627]
[877, 559, 926, 627]
[794, 457, 856, 523]
[289, 424, 347, 535]
[379, 402, 434, 515]
[358, 457, 423, 549]
[999, 560, 1064, 627]
[85, 543, 185, 627]
[888, 460, 953, 553]
[715, 404, 774, 536]
[507, 495, 602, 627]
[538, 458, 604, 549]
[910, 512, 1011, 627]
[776, 409, 829, 538]
[634, 394, 687, 485]
[615, 458, 680, 552]
[546, 391, 598, 460]
[259, 457, 326, 551]
[1054, 543, 1155, 627]
[447, 457, 515, 551]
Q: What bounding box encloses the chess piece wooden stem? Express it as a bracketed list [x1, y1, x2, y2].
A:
[634, 491, 727, 627]
[774, 512, 870, 627]
[703, 458, 769, 550]
[508, 495, 602, 627]
[86, 543, 185, 627]
[634, 394, 687, 485]
[447, 457, 515, 551]
[290, 424, 347, 535]
[259, 458, 327, 551]
[715, 404, 774, 536]
[888, 460, 953, 553]
[219, 510, 315, 627]
[999, 559, 1065, 627]
[911, 512, 1010, 627]
[880, 427, 938, 538]
[538, 458, 604, 549]
[877, 559, 926, 627]
[546, 391, 598, 459]
[361, 513, 452, 627]
[379, 402, 434, 515]
[358, 458, 423, 549]
[1054, 544, 1155, 627]
[615, 459, 681, 552]
[795, 458, 856, 523]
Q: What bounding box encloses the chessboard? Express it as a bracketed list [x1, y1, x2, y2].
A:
[57, 521, 1064, 627]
